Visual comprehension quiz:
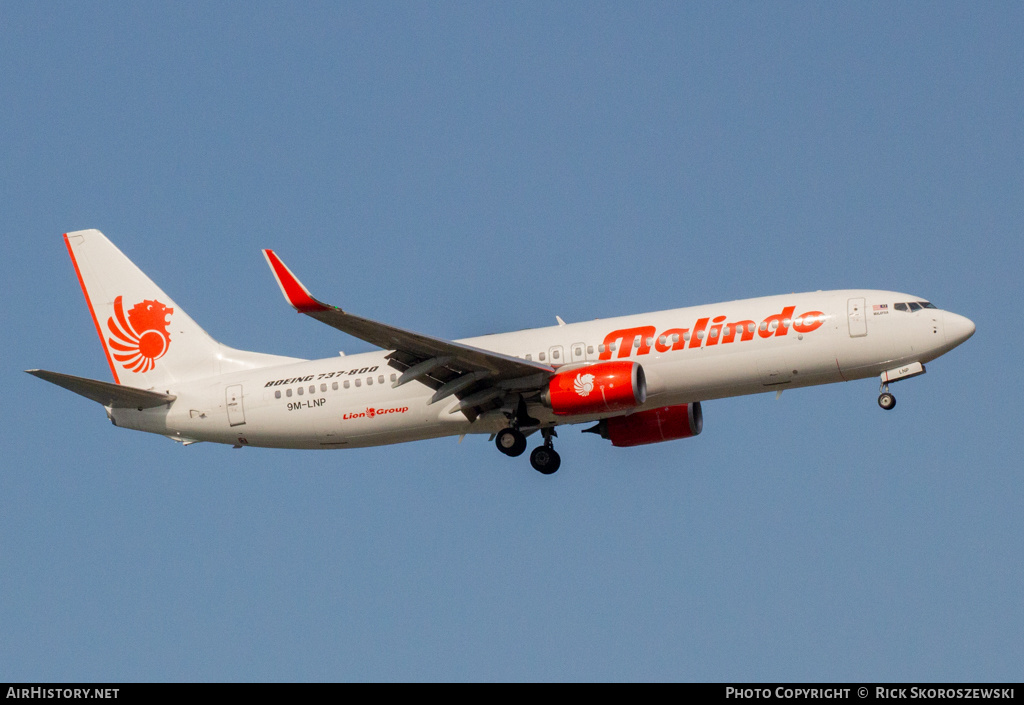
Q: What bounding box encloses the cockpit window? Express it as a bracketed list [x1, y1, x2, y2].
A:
[895, 300, 936, 312]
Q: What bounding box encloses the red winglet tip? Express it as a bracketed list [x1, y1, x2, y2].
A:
[263, 250, 329, 313]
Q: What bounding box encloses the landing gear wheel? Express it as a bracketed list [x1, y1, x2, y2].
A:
[878, 392, 896, 410]
[495, 428, 527, 457]
[530, 446, 561, 474]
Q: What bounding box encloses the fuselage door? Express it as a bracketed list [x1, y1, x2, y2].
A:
[848, 297, 867, 338]
[226, 384, 246, 426]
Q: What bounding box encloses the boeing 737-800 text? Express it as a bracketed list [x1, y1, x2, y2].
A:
[28, 230, 975, 474]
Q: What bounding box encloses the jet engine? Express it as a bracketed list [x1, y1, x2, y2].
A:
[584, 402, 703, 447]
[541, 361, 646, 416]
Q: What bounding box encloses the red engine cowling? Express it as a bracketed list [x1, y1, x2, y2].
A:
[587, 402, 703, 447]
[542, 361, 646, 416]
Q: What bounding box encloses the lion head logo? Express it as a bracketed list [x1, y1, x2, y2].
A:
[573, 373, 595, 397]
[366, 407, 376, 418]
[107, 296, 174, 373]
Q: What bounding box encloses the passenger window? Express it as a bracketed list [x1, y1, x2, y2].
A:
[344, 380, 350, 389]
[309, 385, 315, 394]
[525, 354, 532, 360]
[574, 347, 582, 357]
[895, 303, 908, 312]
[367, 377, 373, 385]
[275, 390, 281, 399]
[378, 375, 385, 384]
[539, 352, 546, 361]
[332, 382, 338, 391]
[587, 345, 594, 355]
[298, 387, 304, 396]
[286, 389, 293, 397]
[321, 383, 327, 392]
[748, 323, 756, 333]
[390, 374, 397, 382]
[553, 350, 560, 359]
[355, 379, 361, 387]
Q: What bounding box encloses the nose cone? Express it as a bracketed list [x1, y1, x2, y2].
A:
[944, 311, 976, 348]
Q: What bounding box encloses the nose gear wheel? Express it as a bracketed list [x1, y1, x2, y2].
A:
[878, 381, 896, 411]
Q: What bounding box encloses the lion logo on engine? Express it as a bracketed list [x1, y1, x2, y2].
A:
[573, 373, 595, 397]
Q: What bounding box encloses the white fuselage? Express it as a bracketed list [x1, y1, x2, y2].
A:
[109, 290, 973, 449]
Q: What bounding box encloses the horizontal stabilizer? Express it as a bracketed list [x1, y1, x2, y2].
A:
[26, 369, 176, 409]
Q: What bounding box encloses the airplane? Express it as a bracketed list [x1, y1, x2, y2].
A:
[28, 229, 975, 474]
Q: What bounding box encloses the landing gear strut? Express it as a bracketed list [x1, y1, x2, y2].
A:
[495, 396, 560, 473]
[530, 428, 561, 475]
[878, 381, 896, 411]
[495, 394, 538, 458]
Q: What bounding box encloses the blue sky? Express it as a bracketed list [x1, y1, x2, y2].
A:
[2, 2, 1021, 681]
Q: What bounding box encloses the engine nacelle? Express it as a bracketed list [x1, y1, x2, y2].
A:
[542, 361, 646, 416]
[586, 402, 703, 447]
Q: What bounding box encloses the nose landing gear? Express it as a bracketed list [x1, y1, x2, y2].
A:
[878, 381, 896, 410]
[876, 363, 926, 410]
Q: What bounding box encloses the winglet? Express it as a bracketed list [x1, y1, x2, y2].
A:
[262, 250, 331, 313]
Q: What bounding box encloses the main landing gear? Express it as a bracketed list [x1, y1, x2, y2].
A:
[495, 426, 561, 475]
[529, 428, 561, 475]
[493, 396, 560, 474]
[495, 427, 527, 457]
[878, 381, 896, 411]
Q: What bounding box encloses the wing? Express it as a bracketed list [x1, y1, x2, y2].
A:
[26, 369, 176, 409]
[263, 250, 554, 418]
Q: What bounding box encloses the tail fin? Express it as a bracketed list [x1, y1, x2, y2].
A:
[64, 229, 299, 388]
